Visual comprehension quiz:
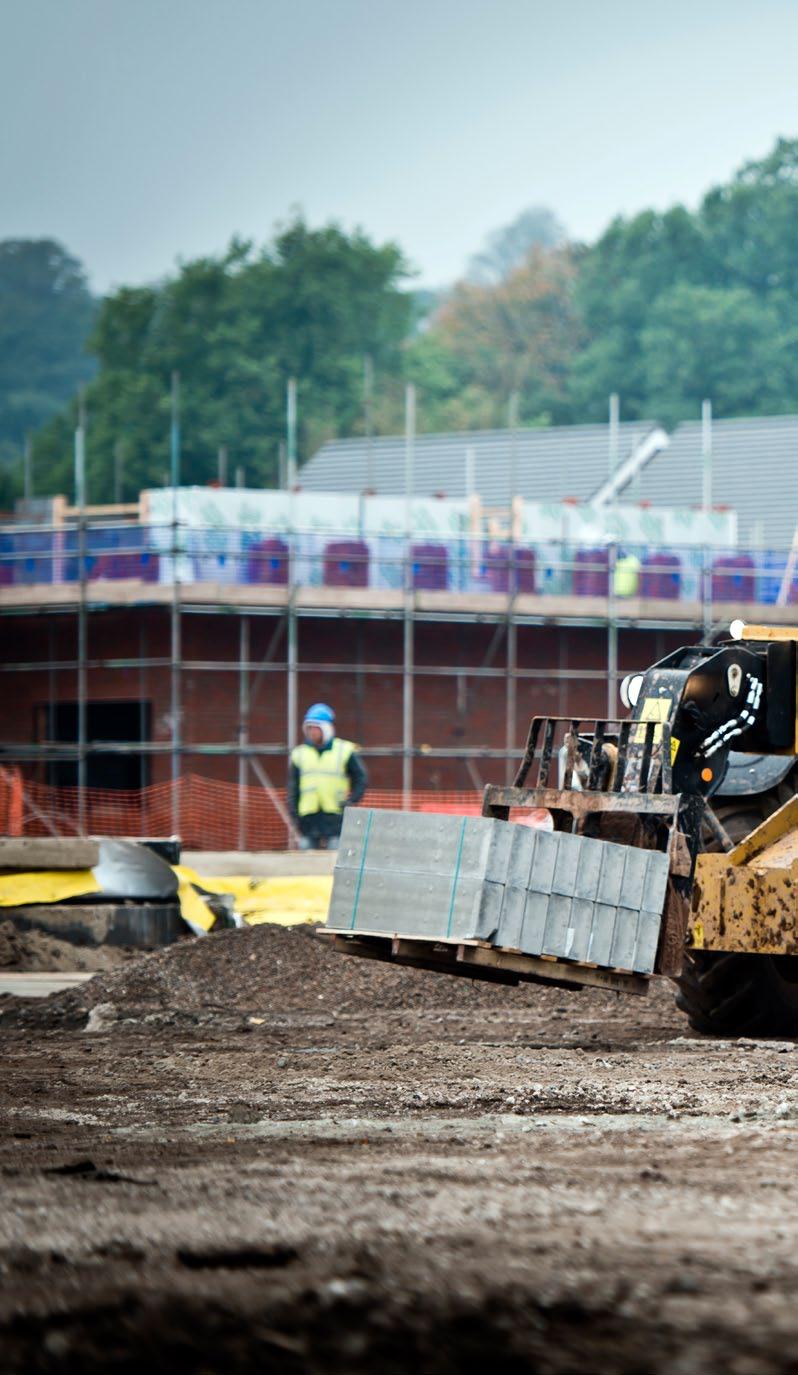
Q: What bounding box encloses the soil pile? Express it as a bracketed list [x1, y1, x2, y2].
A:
[0, 921, 601, 1030]
[0, 920, 132, 973]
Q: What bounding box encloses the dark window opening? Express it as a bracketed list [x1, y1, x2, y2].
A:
[38, 701, 152, 790]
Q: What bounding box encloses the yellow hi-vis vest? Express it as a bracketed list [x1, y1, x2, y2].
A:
[613, 553, 641, 598]
[291, 738, 355, 815]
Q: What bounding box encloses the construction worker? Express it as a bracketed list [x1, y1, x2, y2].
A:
[613, 548, 641, 598]
[288, 703, 367, 850]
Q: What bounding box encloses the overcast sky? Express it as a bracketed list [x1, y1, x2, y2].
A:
[3, 0, 798, 294]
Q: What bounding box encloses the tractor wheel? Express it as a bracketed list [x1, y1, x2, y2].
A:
[675, 793, 798, 1037]
[675, 950, 798, 1037]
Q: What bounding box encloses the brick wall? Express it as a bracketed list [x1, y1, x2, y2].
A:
[0, 608, 689, 791]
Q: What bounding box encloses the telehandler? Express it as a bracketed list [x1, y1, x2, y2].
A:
[324, 622, 798, 1037]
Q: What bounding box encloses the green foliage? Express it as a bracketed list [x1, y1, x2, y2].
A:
[568, 140, 798, 422]
[0, 442, 22, 512]
[702, 138, 798, 297]
[21, 138, 798, 504]
[408, 149, 798, 430]
[32, 220, 412, 502]
[0, 239, 96, 479]
[569, 206, 715, 418]
[640, 284, 796, 425]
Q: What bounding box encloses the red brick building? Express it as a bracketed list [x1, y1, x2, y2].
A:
[1, 582, 693, 795]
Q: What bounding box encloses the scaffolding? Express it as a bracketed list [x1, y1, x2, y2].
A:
[1, 507, 791, 843]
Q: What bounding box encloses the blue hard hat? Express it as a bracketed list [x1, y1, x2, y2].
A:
[303, 702, 335, 724]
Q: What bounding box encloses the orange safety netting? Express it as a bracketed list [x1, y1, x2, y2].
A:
[17, 774, 485, 851]
[0, 768, 24, 835]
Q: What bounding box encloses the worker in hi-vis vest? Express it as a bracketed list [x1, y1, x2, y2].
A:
[288, 703, 367, 850]
[613, 549, 641, 598]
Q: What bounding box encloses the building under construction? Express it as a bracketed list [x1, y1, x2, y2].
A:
[1, 417, 795, 847]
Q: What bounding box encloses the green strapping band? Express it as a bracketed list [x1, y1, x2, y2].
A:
[445, 816, 468, 940]
[349, 809, 373, 930]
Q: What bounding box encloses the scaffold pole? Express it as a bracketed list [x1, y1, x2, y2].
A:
[238, 615, 250, 850]
[75, 389, 87, 835]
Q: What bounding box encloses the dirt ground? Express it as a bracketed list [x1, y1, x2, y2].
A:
[3, 924, 798, 1374]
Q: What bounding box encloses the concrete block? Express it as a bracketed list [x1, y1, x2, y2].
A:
[0, 838, 99, 871]
[329, 808, 670, 976]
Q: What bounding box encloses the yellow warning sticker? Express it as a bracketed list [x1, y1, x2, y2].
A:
[691, 918, 705, 950]
[634, 696, 672, 744]
[670, 735, 680, 763]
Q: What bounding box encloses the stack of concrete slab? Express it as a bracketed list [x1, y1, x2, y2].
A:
[328, 808, 670, 975]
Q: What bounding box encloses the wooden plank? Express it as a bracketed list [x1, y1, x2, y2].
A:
[63, 503, 140, 517]
[329, 932, 519, 984]
[483, 785, 681, 817]
[0, 972, 97, 998]
[295, 587, 403, 613]
[455, 943, 649, 996]
[0, 837, 99, 869]
[323, 928, 648, 995]
[320, 927, 480, 947]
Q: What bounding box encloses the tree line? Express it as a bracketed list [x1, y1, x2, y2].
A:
[4, 137, 798, 505]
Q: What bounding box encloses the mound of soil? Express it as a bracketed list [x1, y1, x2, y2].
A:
[0, 920, 132, 973]
[1, 922, 567, 1030]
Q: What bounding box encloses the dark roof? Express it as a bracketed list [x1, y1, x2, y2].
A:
[300, 422, 659, 505]
[628, 415, 798, 548]
[303, 413, 798, 549]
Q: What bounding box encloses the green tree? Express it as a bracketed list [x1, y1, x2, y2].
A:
[26, 134, 798, 501]
[0, 238, 95, 464]
[640, 283, 797, 424]
[33, 219, 412, 501]
[701, 138, 798, 298]
[570, 206, 713, 418]
[570, 142, 798, 422]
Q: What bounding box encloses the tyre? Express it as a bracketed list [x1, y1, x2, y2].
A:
[675, 789, 798, 1037]
[675, 949, 798, 1037]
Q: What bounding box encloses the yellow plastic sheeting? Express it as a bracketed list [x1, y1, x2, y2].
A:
[175, 877, 218, 936]
[0, 869, 101, 907]
[214, 874, 332, 926]
[173, 866, 332, 928]
[0, 862, 330, 935]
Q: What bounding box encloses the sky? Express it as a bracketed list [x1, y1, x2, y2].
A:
[3, 0, 798, 295]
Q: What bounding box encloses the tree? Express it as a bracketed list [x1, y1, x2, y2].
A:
[410, 247, 581, 429]
[32, 219, 413, 501]
[0, 240, 96, 458]
[25, 135, 798, 502]
[570, 207, 713, 418]
[701, 138, 798, 298]
[467, 206, 566, 284]
[640, 284, 797, 424]
[570, 142, 798, 421]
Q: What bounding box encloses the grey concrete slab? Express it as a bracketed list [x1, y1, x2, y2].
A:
[183, 850, 337, 877]
[0, 972, 97, 998]
[329, 808, 671, 975]
[0, 838, 99, 870]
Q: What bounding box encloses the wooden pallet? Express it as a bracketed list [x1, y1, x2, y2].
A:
[317, 927, 649, 996]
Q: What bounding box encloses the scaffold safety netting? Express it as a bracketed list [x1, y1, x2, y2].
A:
[15, 775, 484, 851]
